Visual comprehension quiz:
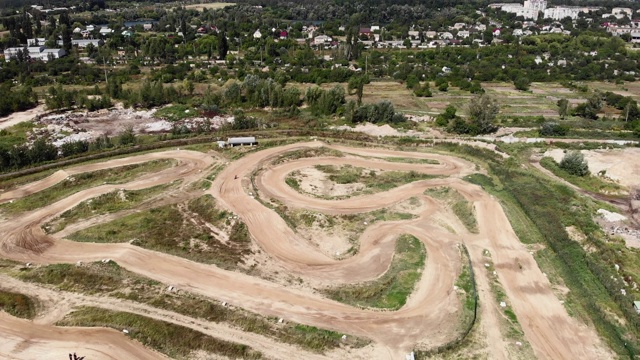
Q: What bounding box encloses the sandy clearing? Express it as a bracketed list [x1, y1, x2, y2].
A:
[0, 142, 613, 359]
[0, 105, 47, 130]
[543, 148, 640, 189]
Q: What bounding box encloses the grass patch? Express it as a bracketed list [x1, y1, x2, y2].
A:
[183, 2, 236, 10]
[0, 169, 57, 192]
[289, 164, 437, 199]
[385, 157, 440, 165]
[154, 104, 198, 122]
[288, 205, 417, 256]
[17, 261, 159, 295]
[57, 306, 263, 359]
[424, 187, 478, 234]
[273, 147, 344, 165]
[13, 260, 368, 353]
[0, 290, 37, 319]
[0, 121, 42, 149]
[43, 183, 174, 233]
[539, 156, 626, 195]
[68, 197, 250, 269]
[322, 234, 425, 309]
[0, 159, 174, 215]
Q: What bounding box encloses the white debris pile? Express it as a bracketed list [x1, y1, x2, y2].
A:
[137, 115, 234, 134]
[52, 130, 100, 147]
[597, 209, 627, 222]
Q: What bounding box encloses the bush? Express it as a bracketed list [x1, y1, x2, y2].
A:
[559, 151, 589, 177]
[514, 77, 531, 91]
[539, 122, 569, 137]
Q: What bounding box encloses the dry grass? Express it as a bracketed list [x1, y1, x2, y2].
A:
[183, 2, 236, 11]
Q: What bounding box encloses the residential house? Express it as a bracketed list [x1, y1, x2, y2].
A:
[27, 38, 46, 46]
[457, 30, 470, 38]
[313, 35, 332, 45]
[99, 27, 114, 36]
[439, 32, 453, 39]
[408, 30, 420, 39]
[253, 29, 262, 39]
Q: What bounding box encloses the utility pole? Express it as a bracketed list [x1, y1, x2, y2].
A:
[365, 54, 368, 75]
[103, 55, 108, 85]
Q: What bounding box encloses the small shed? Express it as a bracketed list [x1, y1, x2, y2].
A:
[227, 137, 257, 147]
[634, 301, 640, 314]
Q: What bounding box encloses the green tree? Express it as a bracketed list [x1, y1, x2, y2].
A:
[118, 126, 136, 146]
[559, 151, 589, 177]
[435, 105, 457, 126]
[467, 94, 499, 134]
[347, 74, 369, 106]
[557, 98, 569, 119]
[573, 93, 602, 120]
[514, 77, 531, 91]
[217, 31, 229, 60]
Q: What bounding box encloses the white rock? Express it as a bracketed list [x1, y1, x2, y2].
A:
[500, 301, 507, 308]
[123, 329, 129, 334]
[485, 263, 490, 268]
[278, 318, 284, 323]
[341, 335, 347, 341]
[515, 341, 522, 347]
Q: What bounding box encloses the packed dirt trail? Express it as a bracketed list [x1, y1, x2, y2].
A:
[0, 312, 164, 360]
[0, 274, 327, 360]
[0, 142, 612, 359]
[0, 104, 46, 130]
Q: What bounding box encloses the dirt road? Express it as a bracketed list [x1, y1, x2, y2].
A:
[0, 105, 46, 130]
[0, 143, 612, 359]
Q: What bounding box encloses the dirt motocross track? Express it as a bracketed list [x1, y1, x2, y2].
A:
[0, 142, 611, 360]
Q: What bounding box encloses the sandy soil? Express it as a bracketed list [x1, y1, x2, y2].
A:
[294, 166, 366, 198]
[543, 148, 640, 189]
[0, 105, 46, 130]
[0, 142, 613, 359]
